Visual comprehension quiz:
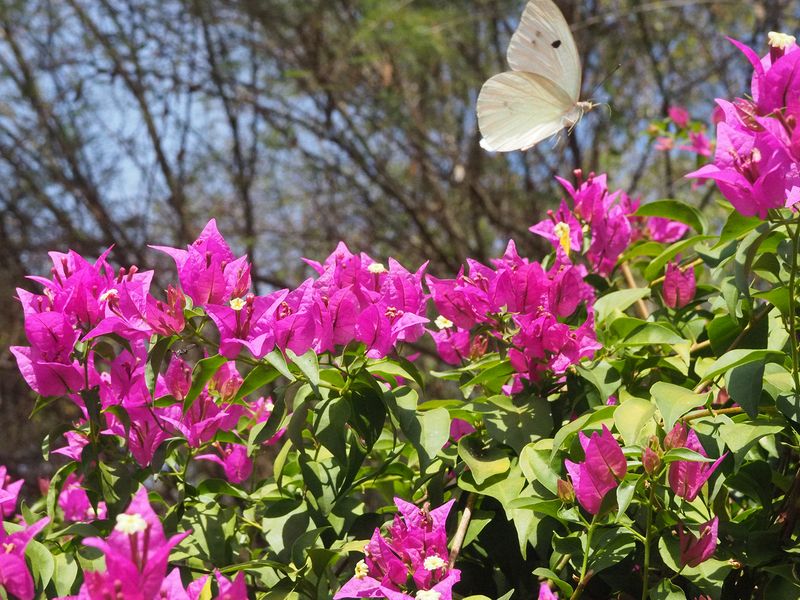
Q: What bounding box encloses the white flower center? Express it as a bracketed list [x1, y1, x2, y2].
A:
[354, 559, 369, 579]
[768, 31, 796, 50]
[416, 591, 441, 600]
[99, 288, 119, 302]
[434, 315, 454, 330]
[553, 222, 571, 254]
[423, 555, 446, 570]
[115, 512, 148, 535]
[367, 262, 387, 274]
[229, 297, 246, 311]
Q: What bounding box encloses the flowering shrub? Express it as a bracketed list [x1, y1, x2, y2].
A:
[5, 31, 800, 600]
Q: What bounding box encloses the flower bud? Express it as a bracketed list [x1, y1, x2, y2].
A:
[642, 447, 662, 476]
[557, 478, 575, 504]
[663, 261, 696, 309]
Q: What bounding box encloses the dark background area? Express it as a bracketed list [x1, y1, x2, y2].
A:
[1, 0, 796, 482]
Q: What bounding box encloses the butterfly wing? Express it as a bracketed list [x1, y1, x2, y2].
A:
[507, 0, 582, 101]
[477, 71, 574, 152]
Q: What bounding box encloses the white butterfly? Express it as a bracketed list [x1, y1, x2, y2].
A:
[477, 0, 594, 152]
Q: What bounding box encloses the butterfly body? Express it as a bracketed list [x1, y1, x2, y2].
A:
[477, 0, 591, 152]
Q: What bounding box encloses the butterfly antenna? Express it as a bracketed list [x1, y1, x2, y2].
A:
[590, 63, 622, 99]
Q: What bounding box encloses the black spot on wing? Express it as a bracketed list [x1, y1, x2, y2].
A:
[551, 39, 562, 48]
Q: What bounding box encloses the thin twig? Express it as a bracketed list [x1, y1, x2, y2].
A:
[448, 493, 476, 569]
[620, 262, 650, 319]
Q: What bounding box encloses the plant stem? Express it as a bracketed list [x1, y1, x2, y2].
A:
[448, 492, 475, 568]
[571, 515, 597, 600]
[641, 485, 655, 600]
[621, 262, 650, 319]
[787, 217, 800, 399]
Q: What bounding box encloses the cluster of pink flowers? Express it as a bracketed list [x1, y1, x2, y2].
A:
[689, 32, 800, 217]
[156, 221, 429, 360]
[429, 170, 692, 385]
[335, 497, 460, 600]
[10, 220, 429, 471]
[654, 105, 713, 157]
[0, 465, 50, 600]
[428, 237, 598, 385]
[562, 423, 724, 571]
[60, 487, 246, 600]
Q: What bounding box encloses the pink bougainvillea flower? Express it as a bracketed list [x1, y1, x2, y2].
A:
[679, 517, 719, 568]
[529, 201, 584, 257]
[211, 570, 248, 600]
[667, 423, 726, 502]
[151, 219, 251, 307]
[334, 498, 460, 600]
[680, 131, 712, 157]
[58, 474, 107, 522]
[647, 217, 689, 244]
[0, 517, 49, 600]
[52, 430, 89, 462]
[105, 406, 170, 468]
[196, 443, 253, 484]
[564, 425, 627, 514]
[588, 201, 632, 277]
[663, 261, 697, 309]
[655, 136, 675, 151]
[82, 487, 189, 599]
[83, 269, 154, 342]
[146, 285, 186, 336]
[428, 324, 471, 366]
[0, 465, 23, 518]
[668, 106, 690, 128]
[687, 117, 800, 218]
[537, 581, 559, 600]
[205, 289, 288, 359]
[161, 392, 233, 449]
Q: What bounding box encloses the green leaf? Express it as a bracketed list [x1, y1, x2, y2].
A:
[661, 448, 717, 464]
[145, 334, 177, 394]
[616, 478, 638, 521]
[458, 436, 510, 485]
[719, 420, 784, 463]
[520, 442, 559, 495]
[460, 360, 516, 396]
[367, 356, 424, 389]
[26, 539, 54, 590]
[634, 199, 707, 234]
[644, 235, 714, 281]
[698, 349, 784, 384]
[575, 361, 621, 400]
[286, 348, 320, 386]
[594, 288, 651, 324]
[650, 579, 688, 599]
[614, 397, 656, 446]
[47, 462, 77, 521]
[315, 397, 350, 464]
[612, 319, 686, 347]
[532, 568, 573, 597]
[717, 209, 762, 245]
[51, 553, 79, 597]
[265, 349, 296, 381]
[725, 360, 764, 419]
[650, 382, 709, 430]
[196, 478, 250, 500]
[589, 527, 636, 574]
[183, 354, 228, 411]
[235, 363, 282, 400]
[247, 396, 286, 450]
[478, 394, 553, 454]
[418, 407, 450, 464]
